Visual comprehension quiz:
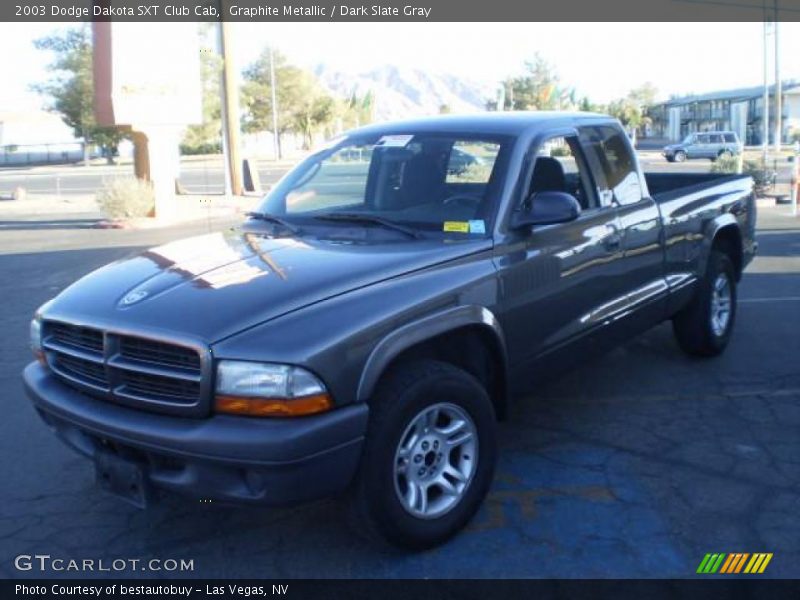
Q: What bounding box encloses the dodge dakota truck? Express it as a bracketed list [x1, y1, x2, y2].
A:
[24, 113, 756, 549]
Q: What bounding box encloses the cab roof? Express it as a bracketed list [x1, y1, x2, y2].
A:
[346, 111, 616, 138]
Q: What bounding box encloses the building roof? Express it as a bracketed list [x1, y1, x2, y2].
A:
[658, 81, 800, 107]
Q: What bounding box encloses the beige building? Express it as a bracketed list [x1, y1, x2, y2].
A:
[649, 82, 800, 145]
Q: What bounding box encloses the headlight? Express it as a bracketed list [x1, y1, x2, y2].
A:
[214, 360, 332, 417]
[30, 300, 52, 364]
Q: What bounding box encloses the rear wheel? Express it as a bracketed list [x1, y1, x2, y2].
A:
[673, 250, 737, 356]
[718, 150, 733, 160]
[352, 360, 497, 549]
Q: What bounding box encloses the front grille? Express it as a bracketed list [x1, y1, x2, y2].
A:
[49, 321, 104, 353]
[117, 370, 201, 404]
[119, 337, 201, 371]
[53, 353, 108, 387]
[42, 320, 209, 416]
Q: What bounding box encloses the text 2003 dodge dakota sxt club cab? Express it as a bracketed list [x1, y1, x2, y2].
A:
[24, 113, 756, 548]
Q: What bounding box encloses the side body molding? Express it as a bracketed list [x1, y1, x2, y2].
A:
[356, 305, 508, 404]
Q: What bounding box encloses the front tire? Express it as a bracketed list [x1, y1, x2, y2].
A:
[352, 360, 497, 549]
[674, 150, 687, 163]
[672, 250, 737, 356]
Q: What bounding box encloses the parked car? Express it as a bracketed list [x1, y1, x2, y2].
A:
[663, 131, 743, 162]
[24, 113, 757, 549]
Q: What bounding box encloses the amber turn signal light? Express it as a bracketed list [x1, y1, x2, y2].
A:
[215, 393, 333, 417]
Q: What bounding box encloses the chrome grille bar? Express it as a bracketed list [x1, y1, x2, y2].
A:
[41, 320, 210, 417]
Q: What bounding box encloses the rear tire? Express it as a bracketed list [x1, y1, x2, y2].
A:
[672, 250, 737, 356]
[352, 360, 497, 549]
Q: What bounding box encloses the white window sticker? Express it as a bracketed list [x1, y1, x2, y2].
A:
[376, 135, 414, 148]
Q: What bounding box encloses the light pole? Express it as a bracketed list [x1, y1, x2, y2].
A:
[269, 45, 280, 160]
[762, 19, 770, 167]
[774, 0, 782, 154]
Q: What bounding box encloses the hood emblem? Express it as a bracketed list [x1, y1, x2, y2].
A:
[120, 290, 149, 306]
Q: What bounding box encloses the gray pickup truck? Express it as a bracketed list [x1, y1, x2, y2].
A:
[24, 113, 756, 549]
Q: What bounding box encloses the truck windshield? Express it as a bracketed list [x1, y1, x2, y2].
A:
[255, 132, 514, 235]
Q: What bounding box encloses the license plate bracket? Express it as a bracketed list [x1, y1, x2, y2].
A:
[94, 449, 152, 508]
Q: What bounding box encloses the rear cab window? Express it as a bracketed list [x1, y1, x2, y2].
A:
[578, 125, 643, 206]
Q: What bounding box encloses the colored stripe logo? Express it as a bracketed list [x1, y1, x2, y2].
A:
[696, 553, 773, 574]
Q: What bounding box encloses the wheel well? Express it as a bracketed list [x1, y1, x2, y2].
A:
[712, 225, 743, 280]
[385, 326, 508, 421]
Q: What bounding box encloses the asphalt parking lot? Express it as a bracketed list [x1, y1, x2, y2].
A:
[0, 200, 798, 578]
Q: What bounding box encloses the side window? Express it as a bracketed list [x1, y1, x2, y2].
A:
[724, 133, 736, 143]
[527, 135, 598, 210]
[710, 134, 724, 144]
[579, 126, 643, 206]
[697, 134, 711, 144]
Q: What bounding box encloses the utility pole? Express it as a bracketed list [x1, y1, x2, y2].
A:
[217, 9, 243, 196]
[269, 45, 280, 160]
[762, 18, 770, 166]
[774, 1, 782, 154]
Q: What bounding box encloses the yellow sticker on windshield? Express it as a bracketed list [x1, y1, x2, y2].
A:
[443, 221, 470, 233]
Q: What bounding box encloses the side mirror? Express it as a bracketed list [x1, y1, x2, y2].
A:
[513, 191, 581, 228]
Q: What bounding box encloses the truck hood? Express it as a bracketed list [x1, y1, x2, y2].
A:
[44, 229, 491, 343]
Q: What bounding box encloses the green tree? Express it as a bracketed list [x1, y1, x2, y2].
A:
[242, 48, 338, 151]
[607, 83, 658, 136]
[607, 97, 644, 129]
[338, 91, 375, 130]
[628, 82, 658, 108]
[32, 26, 125, 164]
[502, 54, 560, 111]
[579, 96, 601, 113]
[181, 24, 222, 154]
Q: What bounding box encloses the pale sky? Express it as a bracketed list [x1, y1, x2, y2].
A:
[1, 21, 799, 112]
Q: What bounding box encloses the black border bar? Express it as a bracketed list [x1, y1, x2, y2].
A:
[5, 0, 800, 22]
[6, 579, 800, 600]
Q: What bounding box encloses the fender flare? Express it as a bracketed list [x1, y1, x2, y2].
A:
[356, 305, 508, 405]
[699, 213, 740, 277]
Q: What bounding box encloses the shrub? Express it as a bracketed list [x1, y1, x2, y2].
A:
[712, 158, 775, 197]
[96, 178, 155, 219]
[180, 142, 222, 155]
[710, 155, 739, 174]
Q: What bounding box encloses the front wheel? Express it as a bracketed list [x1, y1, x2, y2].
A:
[352, 360, 497, 549]
[672, 250, 737, 356]
[674, 150, 687, 163]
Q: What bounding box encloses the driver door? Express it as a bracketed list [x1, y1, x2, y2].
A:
[496, 133, 627, 392]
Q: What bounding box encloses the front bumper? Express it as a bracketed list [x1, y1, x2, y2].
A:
[23, 362, 368, 505]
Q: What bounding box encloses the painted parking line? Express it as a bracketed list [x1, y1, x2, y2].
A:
[739, 296, 800, 303]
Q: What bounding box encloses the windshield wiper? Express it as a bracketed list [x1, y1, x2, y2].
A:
[245, 212, 301, 234]
[313, 212, 423, 239]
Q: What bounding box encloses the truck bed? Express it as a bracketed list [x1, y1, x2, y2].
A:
[644, 172, 751, 201]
